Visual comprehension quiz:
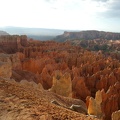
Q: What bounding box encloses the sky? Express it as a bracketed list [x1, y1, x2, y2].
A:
[0, 0, 120, 32]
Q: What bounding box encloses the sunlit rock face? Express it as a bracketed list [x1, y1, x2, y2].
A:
[112, 110, 120, 120]
[49, 70, 72, 97]
[0, 61, 12, 78]
[87, 90, 103, 119]
[0, 53, 22, 78]
[101, 82, 120, 120]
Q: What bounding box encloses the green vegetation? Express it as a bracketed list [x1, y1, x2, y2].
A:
[92, 44, 110, 52]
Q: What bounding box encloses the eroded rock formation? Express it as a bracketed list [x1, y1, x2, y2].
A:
[0, 35, 27, 53]
[72, 76, 91, 101]
[87, 90, 103, 119]
[112, 110, 120, 120]
[101, 82, 120, 120]
[0, 61, 12, 78]
[49, 70, 72, 97]
[0, 35, 120, 120]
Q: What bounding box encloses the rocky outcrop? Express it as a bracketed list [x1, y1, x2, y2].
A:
[86, 82, 120, 120]
[0, 35, 27, 53]
[40, 66, 52, 89]
[101, 82, 120, 120]
[112, 110, 120, 120]
[52, 100, 88, 115]
[0, 53, 22, 78]
[0, 79, 99, 120]
[0, 61, 12, 78]
[72, 76, 91, 101]
[20, 79, 43, 90]
[0, 53, 22, 69]
[55, 30, 120, 42]
[10, 53, 22, 70]
[49, 70, 72, 97]
[69, 39, 120, 58]
[0, 53, 12, 78]
[87, 90, 103, 119]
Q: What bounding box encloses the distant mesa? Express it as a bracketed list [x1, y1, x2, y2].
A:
[0, 30, 9, 36]
[55, 30, 120, 42]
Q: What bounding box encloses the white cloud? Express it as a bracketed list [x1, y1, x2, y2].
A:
[0, 0, 120, 32]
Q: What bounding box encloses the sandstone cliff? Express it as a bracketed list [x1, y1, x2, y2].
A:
[0, 35, 27, 53]
[55, 30, 120, 42]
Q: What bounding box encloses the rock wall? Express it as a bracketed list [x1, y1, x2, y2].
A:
[55, 30, 120, 42]
[0, 53, 12, 78]
[0, 35, 27, 53]
[112, 110, 120, 120]
[0, 53, 22, 78]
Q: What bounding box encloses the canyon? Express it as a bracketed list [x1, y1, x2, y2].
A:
[0, 35, 120, 120]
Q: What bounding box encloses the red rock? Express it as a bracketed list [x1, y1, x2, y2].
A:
[0, 35, 27, 53]
[40, 66, 52, 89]
[101, 82, 120, 120]
[0, 37, 120, 120]
[72, 77, 91, 101]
